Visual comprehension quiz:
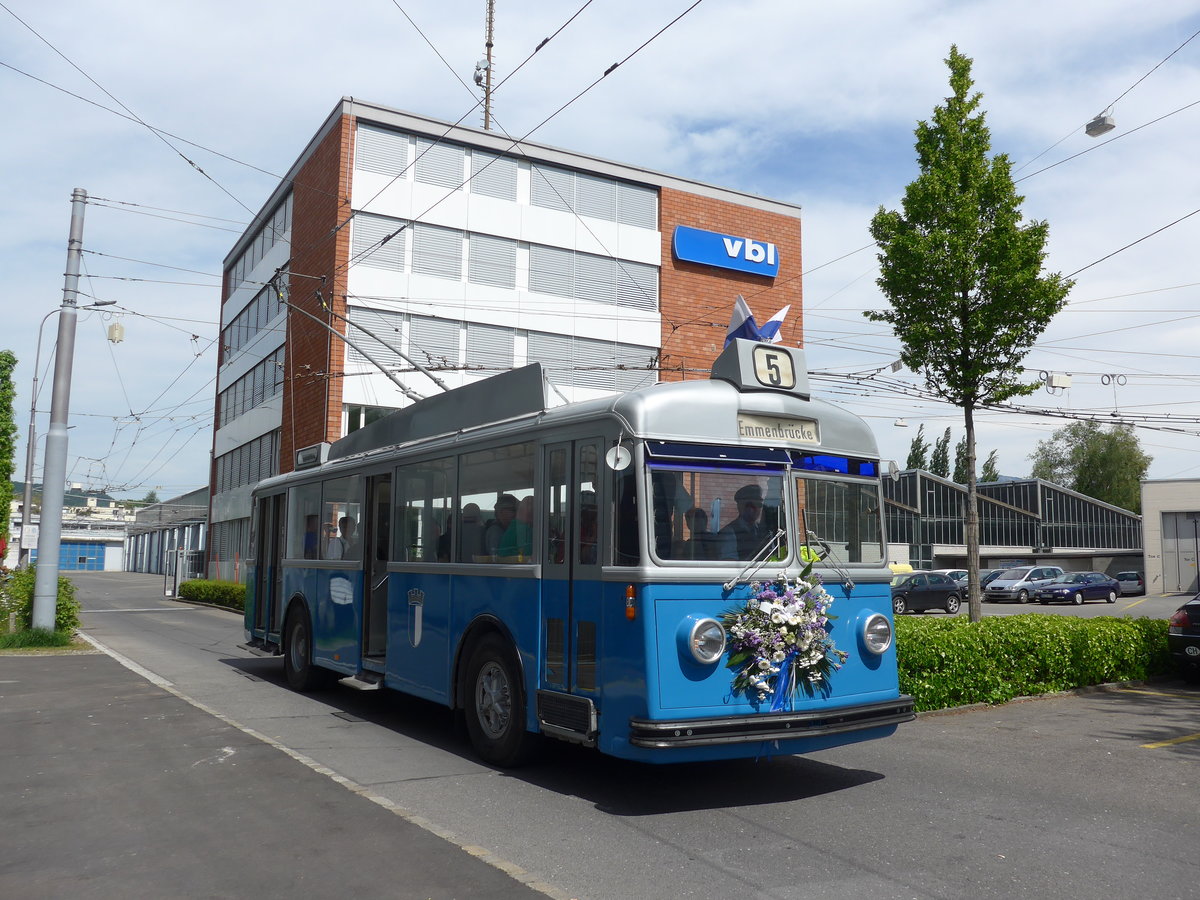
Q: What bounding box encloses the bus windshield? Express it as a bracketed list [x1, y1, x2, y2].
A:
[795, 475, 885, 564]
[651, 465, 788, 562]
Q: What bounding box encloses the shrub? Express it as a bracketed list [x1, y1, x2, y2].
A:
[178, 579, 246, 611]
[0, 628, 76, 649]
[0, 566, 80, 633]
[895, 614, 1173, 711]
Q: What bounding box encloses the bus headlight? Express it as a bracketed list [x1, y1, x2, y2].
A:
[862, 613, 893, 655]
[682, 617, 726, 664]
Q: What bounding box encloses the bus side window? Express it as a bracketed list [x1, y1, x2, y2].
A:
[320, 475, 362, 561]
[459, 442, 536, 563]
[287, 483, 322, 559]
[395, 457, 454, 563]
[614, 469, 639, 566]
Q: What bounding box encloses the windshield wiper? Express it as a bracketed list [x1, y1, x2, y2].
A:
[722, 528, 786, 592]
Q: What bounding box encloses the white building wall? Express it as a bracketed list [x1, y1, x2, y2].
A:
[344, 122, 663, 416]
[1142, 479, 1200, 594]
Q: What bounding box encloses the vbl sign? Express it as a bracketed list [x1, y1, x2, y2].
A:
[672, 225, 781, 278]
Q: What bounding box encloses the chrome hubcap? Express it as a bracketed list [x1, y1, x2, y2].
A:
[475, 661, 511, 738]
[290, 624, 307, 669]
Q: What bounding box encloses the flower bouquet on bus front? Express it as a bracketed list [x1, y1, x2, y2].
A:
[722, 575, 848, 709]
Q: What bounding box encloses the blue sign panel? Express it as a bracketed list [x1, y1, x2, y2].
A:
[672, 225, 780, 278]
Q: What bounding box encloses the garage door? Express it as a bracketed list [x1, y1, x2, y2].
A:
[1161, 512, 1200, 593]
[58, 541, 105, 571]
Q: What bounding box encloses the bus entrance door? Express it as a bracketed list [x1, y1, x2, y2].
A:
[540, 439, 602, 743]
[362, 473, 391, 660]
[253, 493, 285, 643]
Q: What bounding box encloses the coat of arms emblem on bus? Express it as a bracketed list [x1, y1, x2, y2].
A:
[407, 588, 424, 647]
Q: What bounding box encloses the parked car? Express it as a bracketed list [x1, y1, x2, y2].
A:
[929, 568, 969, 588]
[1116, 571, 1144, 595]
[891, 571, 961, 615]
[1034, 572, 1120, 605]
[1167, 594, 1200, 682]
[983, 565, 1065, 603]
[980, 568, 1006, 588]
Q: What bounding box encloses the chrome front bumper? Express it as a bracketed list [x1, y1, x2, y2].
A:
[628, 696, 916, 748]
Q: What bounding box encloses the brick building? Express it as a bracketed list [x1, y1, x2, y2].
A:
[209, 98, 803, 579]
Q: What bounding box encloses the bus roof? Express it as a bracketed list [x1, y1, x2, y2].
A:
[286, 342, 878, 481]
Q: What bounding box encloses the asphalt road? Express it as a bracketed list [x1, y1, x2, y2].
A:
[21, 572, 1200, 899]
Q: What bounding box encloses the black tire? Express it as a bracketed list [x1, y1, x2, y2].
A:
[464, 634, 535, 767]
[892, 595, 907, 615]
[283, 606, 336, 692]
[1072, 592, 1084, 606]
[944, 595, 961, 614]
[1106, 591, 1117, 603]
[1017, 590, 1029, 604]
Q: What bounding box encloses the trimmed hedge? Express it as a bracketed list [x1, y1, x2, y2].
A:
[895, 614, 1172, 711]
[178, 579, 246, 611]
[0, 566, 81, 633]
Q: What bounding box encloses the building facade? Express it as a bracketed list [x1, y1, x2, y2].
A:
[124, 487, 208, 580]
[209, 98, 804, 579]
[8, 481, 133, 571]
[1141, 478, 1200, 593]
[884, 470, 1143, 576]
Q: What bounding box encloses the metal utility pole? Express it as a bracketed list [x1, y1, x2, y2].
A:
[482, 0, 495, 130]
[31, 188, 87, 631]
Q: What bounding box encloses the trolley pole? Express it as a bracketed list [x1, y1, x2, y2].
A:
[31, 188, 88, 631]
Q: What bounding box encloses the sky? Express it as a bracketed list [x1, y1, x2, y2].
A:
[3, 0, 1200, 502]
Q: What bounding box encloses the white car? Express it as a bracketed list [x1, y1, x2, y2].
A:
[983, 565, 1064, 603]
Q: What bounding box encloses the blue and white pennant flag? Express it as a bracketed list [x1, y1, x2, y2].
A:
[724, 295, 790, 347]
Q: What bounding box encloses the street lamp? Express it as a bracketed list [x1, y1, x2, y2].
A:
[19, 299, 116, 565]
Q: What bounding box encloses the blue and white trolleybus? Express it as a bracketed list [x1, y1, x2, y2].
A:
[242, 339, 914, 765]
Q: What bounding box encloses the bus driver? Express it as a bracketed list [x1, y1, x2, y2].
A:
[719, 484, 770, 560]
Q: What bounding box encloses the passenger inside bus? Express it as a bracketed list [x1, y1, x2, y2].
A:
[326, 516, 357, 559]
[456, 503, 485, 561]
[498, 496, 534, 559]
[484, 494, 518, 556]
[679, 507, 720, 560]
[302, 514, 320, 559]
[719, 484, 770, 560]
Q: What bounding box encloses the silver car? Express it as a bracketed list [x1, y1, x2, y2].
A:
[1116, 571, 1144, 595]
[983, 565, 1064, 603]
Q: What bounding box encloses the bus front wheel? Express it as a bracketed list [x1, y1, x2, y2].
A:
[283, 607, 335, 692]
[465, 635, 534, 767]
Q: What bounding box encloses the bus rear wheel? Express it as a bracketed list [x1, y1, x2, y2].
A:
[465, 635, 535, 768]
[283, 606, 335, 692]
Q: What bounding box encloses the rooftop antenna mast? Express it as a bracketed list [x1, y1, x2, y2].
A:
[473, 0, 496, 130]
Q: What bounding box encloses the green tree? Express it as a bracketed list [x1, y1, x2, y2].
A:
[906, 423, 930, 470]
[866, 46, 1072, 621]
[1029, 421, 1150, 512]
[981, 449, 1000, 483]
[142, 489, 160, 505]
[953, 435, 969, 484]
[0, 350, 17, 544]
[930, 427, 951, 477]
